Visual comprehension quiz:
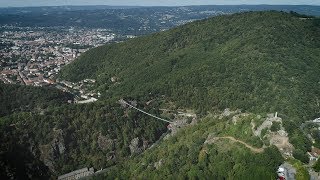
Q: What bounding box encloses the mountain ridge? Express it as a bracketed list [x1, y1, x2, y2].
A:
[59, 11, 320, 120]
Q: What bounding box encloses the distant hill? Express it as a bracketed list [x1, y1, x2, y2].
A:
[1, 5, 320, 16]
[0, 5, 319, 35]
[60, 11, 320, 121]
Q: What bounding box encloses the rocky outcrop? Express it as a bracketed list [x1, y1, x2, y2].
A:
[268, 133, 294, 157]
[252, 113, 293, 157]
[170, 118, 188, 135]
[164, 115, 198, 140]
[218, 108, 241, 119]
[98, 134, 114, 151]
[154, 159, 164, 170]
[253, 114, 282, 137]
[129, 137, 148, 154]
[278, 163, 296, 180]
[39, 144, 56, 173]
[39, 128, 66, 173]
[51, 129, 66, 156]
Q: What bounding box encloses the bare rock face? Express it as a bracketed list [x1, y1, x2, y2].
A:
[164, 116, 198, 140]
[170, 118, 188, 135]
[39, 144, 56, 173]
[39, 128, 66, 173]
[154, 159, 164, 170]
[251, 114, 293, 157]
[129, 137, 143, 155]
[98, 134, 114, 151]
[219, 108, 241, 119]
[253, 115, 282, 137]
[51, 129, 66, 155]
[143, 140, 149, 150]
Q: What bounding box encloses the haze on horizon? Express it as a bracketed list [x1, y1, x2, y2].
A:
[1, 0, 319, 8]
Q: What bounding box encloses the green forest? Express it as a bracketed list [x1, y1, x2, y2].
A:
[95, 113, 284, 179]
[0, 82, 73, 117]
[1, 11, 320, 179]
[59, 11, 320, 122]
[0, 98, 167, 178]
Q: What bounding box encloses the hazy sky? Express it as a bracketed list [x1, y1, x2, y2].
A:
[0, 0, 319, 7]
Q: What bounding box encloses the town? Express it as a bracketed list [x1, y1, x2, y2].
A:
[0, 25, 124, 101]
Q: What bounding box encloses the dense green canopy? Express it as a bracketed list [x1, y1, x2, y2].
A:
[95, 113, 284, 180]
[0, 83, 73, 117]
[60, 11, 320, 121]
[1, 11, 320, 179]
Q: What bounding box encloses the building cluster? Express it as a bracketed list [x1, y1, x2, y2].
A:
[0, 25, 115, 87]
[56, 79, 100, 103]
[308, 147, 320, 163]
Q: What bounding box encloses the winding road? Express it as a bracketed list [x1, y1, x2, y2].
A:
[214, 136, 264, 153]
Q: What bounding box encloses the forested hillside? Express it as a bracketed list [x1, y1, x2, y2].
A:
[95, 112, 284, 179]
[0, 83, 73, 117]
[59, 11, 320, 122]
[1, 11, 320, 179]
[0, 100, 167, 179]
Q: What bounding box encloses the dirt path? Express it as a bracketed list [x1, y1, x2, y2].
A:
[215, 136, 264, 153]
